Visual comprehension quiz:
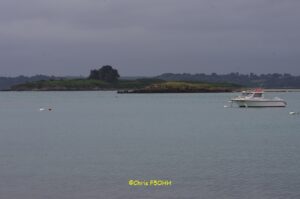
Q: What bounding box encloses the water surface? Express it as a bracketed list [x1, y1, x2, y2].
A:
[0, 92, 300, 199]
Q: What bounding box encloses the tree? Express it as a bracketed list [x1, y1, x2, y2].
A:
[89, 69, 99, 80]
[88, 65, 120, 82]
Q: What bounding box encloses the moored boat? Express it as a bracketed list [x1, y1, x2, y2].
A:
[230, 88, 287, 107]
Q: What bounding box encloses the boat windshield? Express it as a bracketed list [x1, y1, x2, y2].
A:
[241, 92, 252, 97]
[253, 93, 263, 98]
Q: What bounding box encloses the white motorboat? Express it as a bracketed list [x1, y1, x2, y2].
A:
[230, 88, 287, 107]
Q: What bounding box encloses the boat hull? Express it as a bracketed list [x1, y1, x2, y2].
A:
[231, 100, 287, 107]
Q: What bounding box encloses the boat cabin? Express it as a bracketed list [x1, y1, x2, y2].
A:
[241, 89, 264, 98]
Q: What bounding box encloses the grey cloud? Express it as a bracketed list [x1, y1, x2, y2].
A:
[0, 0, 300, 76]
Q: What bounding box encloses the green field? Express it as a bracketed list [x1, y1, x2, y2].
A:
[11, 78, 163, 91]
[11, 78, 241, 92]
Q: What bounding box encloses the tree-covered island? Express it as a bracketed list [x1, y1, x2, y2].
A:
[10, 65, 241, 92]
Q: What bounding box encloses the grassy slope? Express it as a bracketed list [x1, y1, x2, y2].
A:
[11, 78, 164, 91]
[147, 81, 239, 89]
[11, 78, 240, 92]
[133, 81, 241, 93]
[12, 79, 110, 90]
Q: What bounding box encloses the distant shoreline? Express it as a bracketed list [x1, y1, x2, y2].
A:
[7, 79, 241, 93]
[3, 88, 300, 93]
[5, 77, 300, 93]
[2, 72, 300, 91]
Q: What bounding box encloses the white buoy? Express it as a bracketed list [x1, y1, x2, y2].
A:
[289, 112, 299, 115]
[224, 105, 229, 108]
[39, 107, 53, 111]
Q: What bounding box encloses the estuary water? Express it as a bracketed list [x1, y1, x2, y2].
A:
[0, 91, 300, 199]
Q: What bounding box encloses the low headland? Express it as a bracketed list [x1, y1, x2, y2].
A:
[8, 65, 241, 93]
[10, 78, 240, 93]
[117, 81, 239, 93]
[11, 65, 300, 93]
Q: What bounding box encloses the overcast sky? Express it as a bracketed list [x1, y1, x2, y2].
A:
[1, 0, 300, 76]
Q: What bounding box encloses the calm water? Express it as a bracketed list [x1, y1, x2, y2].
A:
[0, 91, 300, 199]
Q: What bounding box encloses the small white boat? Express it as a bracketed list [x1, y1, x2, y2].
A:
[230, 88, 287, 107]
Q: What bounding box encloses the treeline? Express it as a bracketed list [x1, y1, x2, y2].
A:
[0, 75, 57, 90]
[156, 73, 300, 88]
[2, 72, 300, 90]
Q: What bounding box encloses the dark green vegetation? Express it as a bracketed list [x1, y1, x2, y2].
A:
[4, 66, 300, 91]
[88, 65, 120, 82]
[2, 72, 300, 91]
[11, 78, 240, 92]
[12, 66, 186, 91]
[11, 78, 165, 91]
[0, 75, 57, 90]
[156, 73, 300, 88]
[118, 81, 240, 93]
